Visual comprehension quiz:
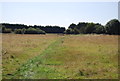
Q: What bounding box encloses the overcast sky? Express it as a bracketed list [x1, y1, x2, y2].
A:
[0, 2, 118, 28]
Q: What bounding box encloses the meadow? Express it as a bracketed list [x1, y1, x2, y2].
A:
[2, 34, 119, 79]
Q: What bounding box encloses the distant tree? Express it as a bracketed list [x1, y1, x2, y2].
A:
[1, 23, 28, 31]
[94, 24, 105, 34]
[66, 22, 106, 34]
[68, 23, 76, 29]
[74, 28, 79, 34]
[1, 23, 65, 34]
[74, 22, 88, 34]
[85, 23, 96, 34]
[64, 28, 75, 34]
[0, 24, 2, 33]
[1, 19, 120, 35]
[105, 19, 120, 35]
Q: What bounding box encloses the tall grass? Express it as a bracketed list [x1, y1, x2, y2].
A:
[2, 34, 60, 79]
[2, 34, 119, 79]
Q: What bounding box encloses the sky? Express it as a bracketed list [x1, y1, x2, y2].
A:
[0, 2, 118, 28]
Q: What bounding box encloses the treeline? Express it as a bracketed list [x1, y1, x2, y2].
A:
[64, 19, 120, 35]
[0, 19, 120, 35]
[0, 24, 66, 34]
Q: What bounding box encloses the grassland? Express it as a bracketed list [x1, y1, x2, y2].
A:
[2, 34, 119, 79]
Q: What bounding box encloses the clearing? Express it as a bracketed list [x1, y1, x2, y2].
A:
[2, 34, 118, 79]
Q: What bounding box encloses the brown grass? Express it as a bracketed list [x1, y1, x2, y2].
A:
[2, 34, 60, 77]
[2, 34, 119, 79]
[51, 34, 118, 79]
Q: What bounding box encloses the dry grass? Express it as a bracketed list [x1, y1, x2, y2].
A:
[55, 34, 118, 79]
[2, 34, 119, 79]
[2, 34, 60, 78]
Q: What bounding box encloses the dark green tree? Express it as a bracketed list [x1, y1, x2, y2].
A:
[105, 19, 120, 35]
[74, 28, 79, 34]
[94, 24, 105, 34]
[85, 23, 96, 34]
[64, 28, 75, 34]
[74, 22, 88, 34]
[1, 23, 65, 34]
[68, 23, 76, 29]
[0, 25, 2, 33]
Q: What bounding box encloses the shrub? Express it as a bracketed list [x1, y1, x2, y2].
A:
[14, 29, 23, 34]
[25, 27, 46, 34]
[2, 26, 12, 33]
[14, 28, 26, 34]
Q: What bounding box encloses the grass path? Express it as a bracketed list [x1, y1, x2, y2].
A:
[11, 36, 66, 79]
[2, 34, 61, 79]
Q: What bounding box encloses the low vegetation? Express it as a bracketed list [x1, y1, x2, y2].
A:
[2, 34, 118, 79]
[14, 28, 46, 34]
[2, 34, 61, 79]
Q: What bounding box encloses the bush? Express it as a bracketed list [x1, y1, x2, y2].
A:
[14, 28, 46, 34]
[25, 27, 46, 34]
[2, 26, 12, 33]
[14, 28, 26, 34]
[14, 29, 22, 34]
